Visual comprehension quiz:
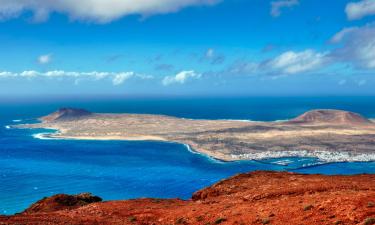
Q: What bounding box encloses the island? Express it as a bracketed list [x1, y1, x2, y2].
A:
[1, 171, 374, 224]
[14, 108, 375, 162]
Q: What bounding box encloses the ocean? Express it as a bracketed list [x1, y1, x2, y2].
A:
[0, 96, 374, 215]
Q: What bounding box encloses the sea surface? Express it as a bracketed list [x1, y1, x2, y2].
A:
[0, 96, 375, 215]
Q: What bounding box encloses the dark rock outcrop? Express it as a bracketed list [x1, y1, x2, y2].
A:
[40, 108, 92, 122]
[23, 193, 102, 214]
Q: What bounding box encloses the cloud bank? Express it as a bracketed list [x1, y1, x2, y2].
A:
[0, 70, 152, 85]
[0, 0, 219, 23]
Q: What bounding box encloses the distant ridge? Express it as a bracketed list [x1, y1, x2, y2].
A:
[288, 109, 372, 125]
[40, 108, 92, 122]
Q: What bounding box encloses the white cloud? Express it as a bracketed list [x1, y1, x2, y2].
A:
[20, 70, 40, 77]
[270, 0, 299, 17]
[346, 0, 375, 20]
[267, 50, 328, 74]
[0, 0, 220, 23]
[331, 24, 375, 69]
[37, 54, 52, 64]
[226, 49, 329, 76]
[112, 72, 134, 85]
[0, 70, 151, 85]
[0, 71, 14, 77]
[162, 70, 201, 86]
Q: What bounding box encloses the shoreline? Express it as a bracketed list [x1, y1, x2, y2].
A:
[31, 130, 375, 165]
[14, 108, 375, 165]
[32, 131, 232, 162]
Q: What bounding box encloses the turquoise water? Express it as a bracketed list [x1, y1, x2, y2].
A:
[0, 97, 374, 215]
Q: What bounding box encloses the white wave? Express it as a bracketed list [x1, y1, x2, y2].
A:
[274, 119, 288, 122]
[32, 133, 56, 140]
[223, 119, 255, 122]
[5, 125, 11, 129]
[272, 159, 294, 166]
[183, 143, 224, 163]
[183, 144, 195, 153]
[12, 119, 22, 122]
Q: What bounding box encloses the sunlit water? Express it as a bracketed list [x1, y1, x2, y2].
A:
[0, 97, 374, 215]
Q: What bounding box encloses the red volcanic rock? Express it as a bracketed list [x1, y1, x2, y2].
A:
[40, 108, 92, 122]
[1, 172, 374, 225]
[288, 109, 372, 125]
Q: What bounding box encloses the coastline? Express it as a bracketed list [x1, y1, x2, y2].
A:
[15, 108, 375, 165]
[32, 130, 232, 162]
[31, 128, 375, 164]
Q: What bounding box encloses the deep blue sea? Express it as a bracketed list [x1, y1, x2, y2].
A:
[1, 96, 375, 215]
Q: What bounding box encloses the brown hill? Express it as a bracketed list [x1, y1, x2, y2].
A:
[1, 171, 374, 225]
[288, 109, 372, 125]
[40, 108, 92, 122]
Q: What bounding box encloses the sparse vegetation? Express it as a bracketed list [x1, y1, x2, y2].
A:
[176, 217, 186, 224]
[364, 218, 375, 225]
[128, 216, 137, 222]
[214, 218, 227, 224]
[262, 218, 271, 224]
[151, 199, 161, 203]
[196, 215, 204, 222]
[303, 204, 313, 211]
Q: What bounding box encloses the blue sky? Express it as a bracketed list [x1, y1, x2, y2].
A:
[0, 0, 375, 97]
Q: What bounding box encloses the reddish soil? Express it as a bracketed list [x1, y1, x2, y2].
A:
[1, 171, 374, 225]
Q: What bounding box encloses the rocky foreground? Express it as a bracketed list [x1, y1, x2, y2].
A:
[15, 108, 375, 162]
[1, 171, 374, 225]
